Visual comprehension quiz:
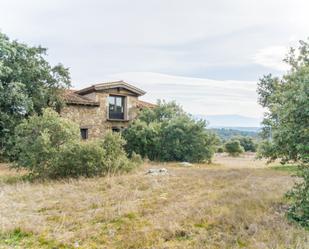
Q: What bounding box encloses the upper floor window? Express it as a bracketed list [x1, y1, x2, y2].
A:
[109, 95, 125, 120]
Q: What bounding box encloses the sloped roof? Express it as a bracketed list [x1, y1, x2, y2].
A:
[76, 80, 146, 96]
[136, 100, 157, 109]
[64, 90, 99, 106]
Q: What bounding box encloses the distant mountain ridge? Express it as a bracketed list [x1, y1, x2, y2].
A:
[210, 128, 260, 140]
[194, 114, 262, 128]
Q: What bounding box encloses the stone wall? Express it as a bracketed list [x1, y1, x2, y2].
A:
[61, 90, 139, 139]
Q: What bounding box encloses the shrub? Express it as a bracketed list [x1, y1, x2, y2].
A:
[286, 165, 309, 228]
[130, 151, 143, 165]
[256, 140, 278, 162]
[54, 140, 106, 178]
[217, 146, 224, 153]
[224, 140, 244, 156]
[11, 108, 140, 178]
[123, 101, 219, 163]
[232, 136, 257, 152]
[99, 131, 142, 174]
[160, 116, 218, 162]
[122, 119, 161, 160]
[11, 108, 80, 177]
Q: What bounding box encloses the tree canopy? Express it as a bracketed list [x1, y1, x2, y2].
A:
[0, 32, 70, 157]
[257, 39, 309, 228]
[11, 108, 141, 178]
[224, 140, 244, 156]
[257, 39, 309, 163]
[123, 101, 219, 163]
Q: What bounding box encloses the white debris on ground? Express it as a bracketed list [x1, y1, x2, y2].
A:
[146, 168, 168, 176]
[179, 162, 193, 167]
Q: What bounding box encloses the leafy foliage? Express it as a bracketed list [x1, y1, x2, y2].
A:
[231, 136, 257, 152]
[257, 140, 278, 162]
[123, 101, 219, 163]
[217, 146, 224, 153]
[286, 166, 309, 228]
[99, 131, 141, 174]
[224, 140, 244, 156]
[257, 39, 309, 227]
[211, 128, 259, 141]
[11, 109, 140, 178]
[0, 32, 70, 158]
[11, 108, 80, 176]
[53, 140, 106, 178]
[257, 40, 309, 163]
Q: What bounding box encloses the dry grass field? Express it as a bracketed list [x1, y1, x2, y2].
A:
[0, 153, 308, 249]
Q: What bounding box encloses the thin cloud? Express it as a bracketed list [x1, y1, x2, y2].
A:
[107, 72, 264, 118]
[253, 46, 290, 71]
[0, 0, 308, 118]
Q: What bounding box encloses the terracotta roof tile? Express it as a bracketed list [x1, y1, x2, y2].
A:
[64, 90, 99, 106]
[64, 89, 154, 108]
[136, 100, 156, 109]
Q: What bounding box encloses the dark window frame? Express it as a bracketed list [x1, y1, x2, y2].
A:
[108, 95, 125, 120]
[80, 128, 88, 140]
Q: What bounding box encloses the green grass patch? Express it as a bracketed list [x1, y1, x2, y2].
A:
[0, 228, 72, 249]
[270, 165, 299, 174]
[0, 228, 32, 246]
[236, 237, 248, 248]
[0, 175, 25, 185]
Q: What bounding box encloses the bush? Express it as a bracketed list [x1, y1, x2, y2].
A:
[130, 151, 143, 165]
[256, 140, 278, 162]
[99, 131, 141, 174]
[232, 136, 257, 152]
[217, 146, 224, 153]
[11, 108, 140, 178]
[123, 101, 219, 163]
[122, 119, 161, 160]
[224, 140, 244, 156]
[11, 108, 80, 177]
[286, 165, 309, 228]
[54, 140, 106, 178]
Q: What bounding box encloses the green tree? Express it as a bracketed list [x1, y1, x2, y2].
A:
[11, 109, 140, 178]
[11, 108, 80, 177]
[257, 40, 309, 163]
[257, 39, 309, 227]
[224, 140, 244, 156]
[232, 136, 257, 152]
[0, 32, 70, 158]
[123, 101, 219, 163]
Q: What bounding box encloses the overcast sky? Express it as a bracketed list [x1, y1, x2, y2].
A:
[0, 0, 308, 118]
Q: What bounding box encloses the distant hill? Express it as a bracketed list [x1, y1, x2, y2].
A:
[194, 114, 262, 128]
[210, 128, 260, 141]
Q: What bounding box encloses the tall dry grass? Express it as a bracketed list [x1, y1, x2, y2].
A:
[0, 154, 308, 248]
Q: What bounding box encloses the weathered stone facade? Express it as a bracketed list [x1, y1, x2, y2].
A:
[61, 81, 154, 139]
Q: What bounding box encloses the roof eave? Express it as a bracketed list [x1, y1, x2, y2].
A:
[94, 85, 146, 96]
[75, 86, 95, 95]
[66, 101, 100, 106]
[76, 81, 146, 96]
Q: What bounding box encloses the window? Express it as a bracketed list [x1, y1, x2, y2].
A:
[112, 127, 121, 132]
[109, 95, 125, 120]
[80, 128, 88, 140]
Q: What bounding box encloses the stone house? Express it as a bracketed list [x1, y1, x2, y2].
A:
[61, 81, 155, 139]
